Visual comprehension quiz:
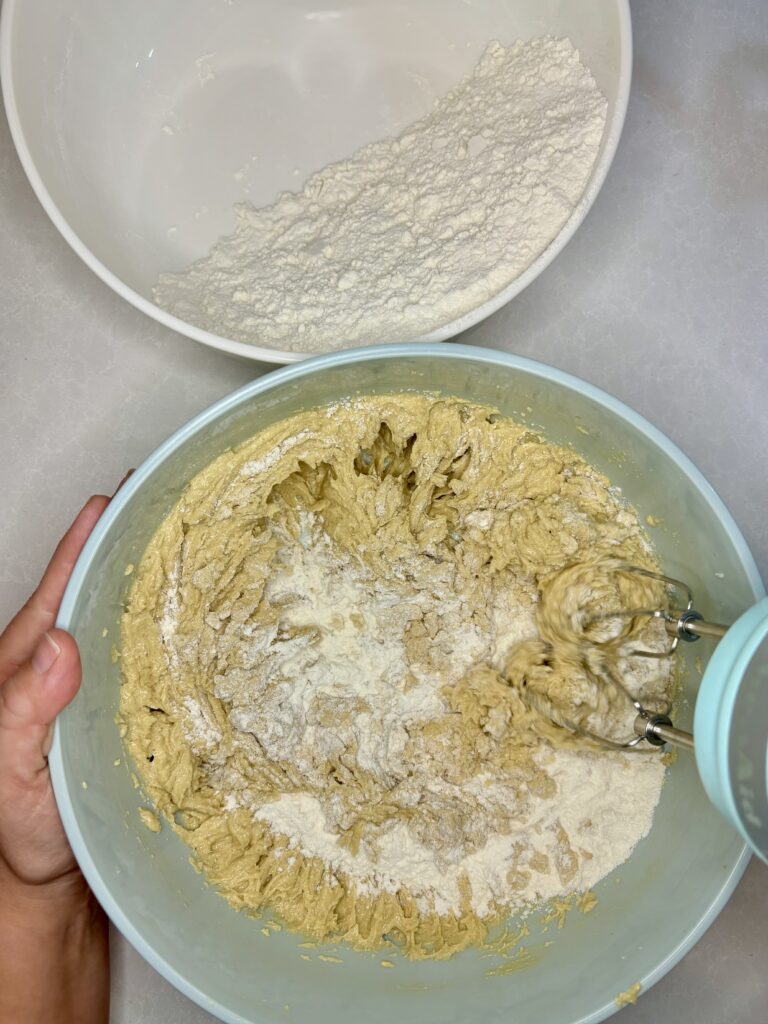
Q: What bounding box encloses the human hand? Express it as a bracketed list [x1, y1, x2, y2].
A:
[0, 495, 109, 886]
[0, 495, 111, 1024]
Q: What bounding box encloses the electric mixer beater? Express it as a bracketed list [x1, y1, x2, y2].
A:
[507, 559, 768, 862]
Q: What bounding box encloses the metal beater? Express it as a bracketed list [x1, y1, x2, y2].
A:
[508, 558, 768, 861]
[589, 563, 732, 752]
[516, 562, 732, 753]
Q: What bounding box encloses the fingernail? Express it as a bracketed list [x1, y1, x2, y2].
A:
[32, 632, 61, 674]
[111, 469, 135, 498]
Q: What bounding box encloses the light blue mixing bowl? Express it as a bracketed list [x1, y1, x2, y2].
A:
[50, 344, 763, 1024]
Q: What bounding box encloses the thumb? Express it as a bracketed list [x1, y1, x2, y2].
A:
[0, 629, 81, 774]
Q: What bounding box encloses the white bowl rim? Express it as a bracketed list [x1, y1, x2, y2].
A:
[0, 1, 632, 365]
[49, 342, 761, 1024]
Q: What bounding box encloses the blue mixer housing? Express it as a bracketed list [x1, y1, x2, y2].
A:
[694, 598, 768, 863]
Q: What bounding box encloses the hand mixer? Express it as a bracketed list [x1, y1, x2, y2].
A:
[508, 560, 768, 864]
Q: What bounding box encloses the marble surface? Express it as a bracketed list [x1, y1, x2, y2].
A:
[1, 0, 767, 1021]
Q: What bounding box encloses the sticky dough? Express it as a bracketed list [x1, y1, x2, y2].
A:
[119, 394, 662, 958]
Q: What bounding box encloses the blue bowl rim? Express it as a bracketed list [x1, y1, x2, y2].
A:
[50, 342, 763, 1024]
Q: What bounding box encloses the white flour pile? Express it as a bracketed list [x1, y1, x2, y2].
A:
[154, 37, 607, 352]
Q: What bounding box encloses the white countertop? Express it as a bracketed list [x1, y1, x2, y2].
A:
[1, 1, 767, 1021]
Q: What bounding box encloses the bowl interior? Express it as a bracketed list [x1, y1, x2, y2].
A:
[4, 0, 627, 356]
[52, 348, 758, 1024]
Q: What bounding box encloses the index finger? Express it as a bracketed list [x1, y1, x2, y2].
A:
[0, 495, 109, 684]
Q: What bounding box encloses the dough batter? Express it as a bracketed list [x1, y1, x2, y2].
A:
[120, 395, 670, 958]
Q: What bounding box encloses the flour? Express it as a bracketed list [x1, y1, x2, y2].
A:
[241, 431, 311, 478]
[158, 562, 181, 667]
[181, 694, 222, 752]
[177, 511, 666, 918]
[256, 747, 663, 919]
[185, 511, 515, 812]
[153, 37, 606, 353]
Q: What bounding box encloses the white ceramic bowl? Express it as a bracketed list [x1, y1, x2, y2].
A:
[1, 1, 631, 363]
